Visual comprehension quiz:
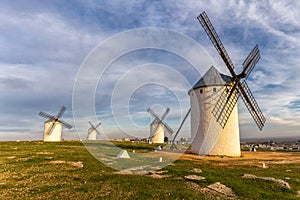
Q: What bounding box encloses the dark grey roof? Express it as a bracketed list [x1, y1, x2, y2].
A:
[192, 66, 231, 89]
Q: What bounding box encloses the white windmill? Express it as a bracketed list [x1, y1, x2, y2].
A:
[147, 107, 174, 144]
[86, 121, 101, 140]
[39, 106, 72, 142]
[189, 11, 266, 156]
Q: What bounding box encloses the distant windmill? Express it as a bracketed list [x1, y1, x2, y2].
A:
[86, 121, 101, 140]
[189, 11, 266, 156]
[39, 106, 72, 142]
[147, 107, 174, 144]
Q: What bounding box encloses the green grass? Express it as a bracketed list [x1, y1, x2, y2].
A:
[0, 141, 299, 199]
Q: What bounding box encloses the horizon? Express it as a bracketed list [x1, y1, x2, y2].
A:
[1, 1, 300, 141]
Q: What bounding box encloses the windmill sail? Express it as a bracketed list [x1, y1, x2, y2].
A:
[197, 11, 236, 77]
[56, 106, 67, 118]
[46, 121, 56, 135]
[212, 85, 239, 128]
[60, 119, 73, 129]
[198, 11, 266, 131]
[242, 45, 261, 79]
[239, 81, 266, 130]
[88, 122, 101, 135]
[39, 112, 54, 119]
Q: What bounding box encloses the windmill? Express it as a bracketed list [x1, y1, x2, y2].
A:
[147, 107, 174, 143]
[86, 121, 101, 140]
[189, 11, 266, 156]
[39, 106, 72, 142]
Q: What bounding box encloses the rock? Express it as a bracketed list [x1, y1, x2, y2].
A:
[242, 174, 291, 189]
[186, 182, 202, 192]
[275, 179, 291, 189]
[155, 170, 168, 174]
[184, 175, 205, 181]
[190, 168, 202, 173]
[207, 182, 235, 197]
[50, 160, 66, 164]
[114, 170, 133, 175]
[148, 173, 170, 179]
[49, 160, 83, 168]
[68, 161, 83, 168]
[242, 174, 257, 179]
[134, 171, 149, 175]
[36, 152, 53, 155]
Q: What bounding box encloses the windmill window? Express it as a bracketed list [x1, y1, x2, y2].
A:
[200, 89, 203, 94]
[213, 88, 217, 92]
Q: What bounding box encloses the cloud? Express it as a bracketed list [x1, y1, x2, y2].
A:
[0, 1, 300, 140]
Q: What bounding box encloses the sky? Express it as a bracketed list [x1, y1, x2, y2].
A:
[0, 0, 300, 141]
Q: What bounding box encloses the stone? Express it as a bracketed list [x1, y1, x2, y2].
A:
[242, 174, 291, 189]
[190, 168, 203, 173]
[184, 175, 205, 181]
[207, 182, 235, 197]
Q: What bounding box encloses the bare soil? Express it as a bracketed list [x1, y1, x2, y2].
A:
[179, 151, 300, 167]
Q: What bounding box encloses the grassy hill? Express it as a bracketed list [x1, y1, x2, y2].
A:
[0, 141, 299, 199]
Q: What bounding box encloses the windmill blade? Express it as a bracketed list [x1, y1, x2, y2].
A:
[94, 129, 101, 135]
[197, 11, 237, 78]
[90, 122, 101, 133]
[88, 121, 94, 128]
[150, 118, 173, 138]
[147, 108, 160, 120]
[94, 122, 101, 129]
[56, 106, 67, 118]
[161, 121, 174, 135]
[60, 119, 73, 129]
[46, 121, 56, 135]
[88, 121, 101, 136]
[241, 44, 261, 79]
[238, 80, 266, 130]
[161, 107, 170, 121]
[212, 84, 239, 128]
[39, 112, 54, 120]
[88, 127, 101, 135]
[88, 127, 93, 134]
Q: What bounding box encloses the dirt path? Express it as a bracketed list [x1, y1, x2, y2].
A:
[179, 151, 300, 167]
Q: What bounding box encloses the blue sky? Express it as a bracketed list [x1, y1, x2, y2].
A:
[0, 0, 299, 141]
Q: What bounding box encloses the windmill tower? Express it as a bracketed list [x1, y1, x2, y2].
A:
[189, 11, 266, 156]
[39, 106, 72, 142]
[147, 107, 174, 143]
[87, 121, 101, 140]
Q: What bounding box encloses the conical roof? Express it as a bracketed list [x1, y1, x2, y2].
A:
[192, 66, 231, 89]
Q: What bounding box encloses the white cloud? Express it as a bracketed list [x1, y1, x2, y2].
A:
[1, 1, 300, 140]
